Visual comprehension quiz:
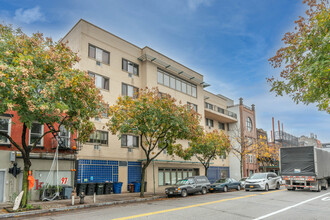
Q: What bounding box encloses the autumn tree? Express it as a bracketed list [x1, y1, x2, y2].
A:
[107, 88, 201, 197]
[268, 0, 330, 113]
[255, 135, 280, 172]
[229, 125, 256, 178]
[174, 130, 230, 176]
[0, 25, 105, 207]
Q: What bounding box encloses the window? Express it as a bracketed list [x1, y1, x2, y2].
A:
[59, 126, 70, 148]
[249, 154, 253, 163]
[187, 102, 198, 112]
[157, 69, 197, 98]
[122, 83, 139, 98]
[88, 44, 110, 64]
[122, 59, 139, 76]
[206, 118, 214, 127]
[246, 117, 253, 132]
[205, 102, 213, 110]
[89, 72, 109, 90]
[29, 123, 44, 146]
[217, 107, 224, 114]
[218, 122, 225, 130]
[88, 130, 108, 145]
[0, 117, 11, 144]
[121, 134, 139, 148]
[158, 168, 193, 186]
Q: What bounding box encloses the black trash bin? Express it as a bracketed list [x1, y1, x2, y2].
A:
[104, 182, 113, 194]
[87, 183, 96, 195]
[77, 183, 87, 195]
[96, 183, 105, 195]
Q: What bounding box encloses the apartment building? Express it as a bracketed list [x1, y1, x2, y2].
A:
[62, 19, 240, 192]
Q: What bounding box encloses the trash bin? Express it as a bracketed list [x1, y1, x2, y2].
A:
[104, 182, 113, 194]
[96, 183, 104, 195]
[133, 182, 141, 193]
[77, 183, 87, 195]
[87, 183, 96, 195]
[61, 186, 73, 199]
[113, 182, 123, 194]
[128, 183, 135, 193]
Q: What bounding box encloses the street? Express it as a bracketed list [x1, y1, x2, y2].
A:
[24, 188, 330, 220]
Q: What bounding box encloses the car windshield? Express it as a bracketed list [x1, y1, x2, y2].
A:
[249, 173, 267, 179]
[215, 179, 227, 183]
[176, 179, 188, 185]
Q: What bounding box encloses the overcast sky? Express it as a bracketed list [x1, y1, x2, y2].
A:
[1, 0, 329, 142]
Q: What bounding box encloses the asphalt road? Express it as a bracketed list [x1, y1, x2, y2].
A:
[24, 187, 330, 220]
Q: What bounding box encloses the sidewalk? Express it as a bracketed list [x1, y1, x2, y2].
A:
[0, 192, 166, 219]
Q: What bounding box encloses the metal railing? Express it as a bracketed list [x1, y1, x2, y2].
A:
[204, 102, 237, 119]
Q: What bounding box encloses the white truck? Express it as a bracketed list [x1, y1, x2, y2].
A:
[280, 146, 330, 192]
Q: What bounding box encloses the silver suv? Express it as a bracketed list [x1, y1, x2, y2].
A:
[245, 172, 281, 191]
[165, 176, 210, 197]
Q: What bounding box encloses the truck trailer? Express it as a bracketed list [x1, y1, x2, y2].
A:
[280, 146, 330, 192]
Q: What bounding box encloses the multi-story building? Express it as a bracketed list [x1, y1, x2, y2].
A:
[228, 98, 258, 179]
[0, 111, 76, 202]
[299, 134, 322, 148]
[62, 19, 239, 192]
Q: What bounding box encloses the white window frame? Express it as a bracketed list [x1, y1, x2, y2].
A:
[0, 116, 11, 144]
[29, 122, 44, 146]
[246, 117, 253, 132]
[88, 71, 109, 91]
[59, 126, 71, 148]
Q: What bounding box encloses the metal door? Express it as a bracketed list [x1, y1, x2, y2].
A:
[0, 171, 5, 203]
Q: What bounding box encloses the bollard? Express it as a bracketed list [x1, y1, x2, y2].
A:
[93, 192, 96, 203]
[71, 195, 75, 206]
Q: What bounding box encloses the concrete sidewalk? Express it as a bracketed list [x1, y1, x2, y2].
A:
[0, 192, 166, 219]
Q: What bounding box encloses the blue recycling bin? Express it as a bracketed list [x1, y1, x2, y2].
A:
[113, 182, 123, 194]
[133, 182, 141, 193]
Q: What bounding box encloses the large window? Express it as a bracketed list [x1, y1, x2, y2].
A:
[187, 102, 198, 112]
[89, 72, 109, 90]
[218, 122, 225, 130]
[157, 69, 197, 98]
[59, 126, 70, 148]
[0, 117, 10, 144]
[29, 123, 44, 146]
[88, 44, 110, 64]
[206, 118, 214, 127]
[88, 130, 108, 145]
[122, 59, 139, 76]
[121, 134, 139, 148]
[158, 168, 193, 186]
[205, 102, 213, 110]
[122, 83, 139, 98]
[246, 117, 253, 132]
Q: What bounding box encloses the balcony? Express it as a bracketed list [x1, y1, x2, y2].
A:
[51, 137, 75, 150]
[204, 102, 237, 123]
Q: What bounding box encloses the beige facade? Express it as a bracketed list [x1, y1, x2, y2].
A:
[62, 19, 239, 192]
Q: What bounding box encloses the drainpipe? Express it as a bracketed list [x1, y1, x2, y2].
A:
[153, 160, 155, 195]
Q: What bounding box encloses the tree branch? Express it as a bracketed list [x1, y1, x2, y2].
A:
[0, 131, 25, 155]
[150, 142, 168, 162]
[30, 129, 58, 150]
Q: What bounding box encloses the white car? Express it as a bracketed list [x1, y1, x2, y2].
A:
[245, 172, 281, 191]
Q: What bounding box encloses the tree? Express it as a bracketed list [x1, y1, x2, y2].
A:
[267, 0, 330, 113]
[229, 126, 256, 178]
[107, 88, 201, 197]
[174, 130, 231, 176]
[255, 135, 280, 172]
[0, 25, 105, 207]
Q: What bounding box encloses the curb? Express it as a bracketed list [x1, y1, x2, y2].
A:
[0, 196, 166, 219]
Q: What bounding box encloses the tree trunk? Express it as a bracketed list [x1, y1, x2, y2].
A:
[21, 159, 31, 208]
[240, 155, 243, 178]
[204, 165, 209, 177]
[140, 163, 149, 198]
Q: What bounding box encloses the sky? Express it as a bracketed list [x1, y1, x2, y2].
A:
[0, 0, 329, 142]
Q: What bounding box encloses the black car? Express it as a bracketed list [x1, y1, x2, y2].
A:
[209, 178, 241, 192]
[165, 176, 210, 197]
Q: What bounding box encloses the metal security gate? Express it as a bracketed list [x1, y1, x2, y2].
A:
[127, 162, 141, 185]
[207, 167, 230, 183]
[0, 171, 5, 203]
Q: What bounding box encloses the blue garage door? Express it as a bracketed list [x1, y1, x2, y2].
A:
[207, 166, 230, 183]
[77, 160, 118, 183]
[127, 162, 142, 184]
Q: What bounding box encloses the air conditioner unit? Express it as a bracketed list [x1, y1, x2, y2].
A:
[128, 73, 133, 78]
[94, 145, 100, 150]
[96, 61, 101, 66]
[128, 148, 133, 152]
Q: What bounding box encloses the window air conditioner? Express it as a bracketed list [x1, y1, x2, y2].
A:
[94, 145, 100, 150]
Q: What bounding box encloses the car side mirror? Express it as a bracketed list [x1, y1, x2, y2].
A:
[268, 177, 272, 180]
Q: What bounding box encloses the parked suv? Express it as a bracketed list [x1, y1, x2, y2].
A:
[165, 176, 210, 197]
[245, 172, 281, 191]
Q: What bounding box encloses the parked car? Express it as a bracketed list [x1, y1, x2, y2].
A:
[209, 178, 241, 192]
[239, 177, 248, 188]
[165, 176, 210, 197]
[245, 172, 281, 191]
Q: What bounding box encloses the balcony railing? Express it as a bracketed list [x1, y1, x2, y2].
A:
[51, 137, 74, 150]
[205, 102, 237, 119]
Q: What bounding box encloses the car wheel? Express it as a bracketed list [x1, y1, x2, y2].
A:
[265, 184, 269, 191]
[201, 187, 207, 195]
[276, 182, 280, 190]
[317, 183, 321, 192]
[167, 195, 172, 198]
[181, 189, 188, 197]
[223, 186, 228, 192]
[237, 185, 241, 191]
[325, 182, 328, 190]
[245, 189, 249, 192]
